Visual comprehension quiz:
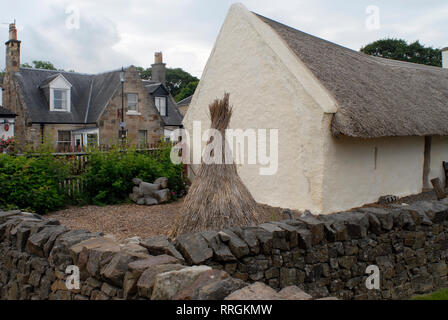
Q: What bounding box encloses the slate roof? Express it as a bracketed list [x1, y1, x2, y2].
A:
[13, 68, 182, 126]
[256, 13, 448, 138]
[143, 82, 184, 126]
[0, 106, 16, 117]
[177, 95, 192, 106]
[14, 68, 97, 123]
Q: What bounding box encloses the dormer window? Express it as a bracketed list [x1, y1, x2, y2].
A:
[53, 89, 69, 111]
[40, 74, 72, 112]
[155, 96, 167, 116]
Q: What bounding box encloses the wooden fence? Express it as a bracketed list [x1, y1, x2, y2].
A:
[11, 143, 186, 200]
[18, 144, 162, 199]
[59, 176, 86, 200]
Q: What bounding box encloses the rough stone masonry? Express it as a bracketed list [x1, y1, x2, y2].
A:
[0, 198, 447, 300]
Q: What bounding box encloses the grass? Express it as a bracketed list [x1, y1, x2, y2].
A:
[412, 289, 448, 300]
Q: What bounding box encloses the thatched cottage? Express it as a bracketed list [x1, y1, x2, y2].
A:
[183, 3, 448, 214]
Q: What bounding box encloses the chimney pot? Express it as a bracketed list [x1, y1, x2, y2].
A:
[9, 23, 17, 41]
[151, 52, 166, 85]
[442, 47, 448, 69]
[5, 22, 21, 72]
[154, 52, 163, 64]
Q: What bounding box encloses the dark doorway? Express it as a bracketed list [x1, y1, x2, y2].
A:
[423, 136, 432, 191]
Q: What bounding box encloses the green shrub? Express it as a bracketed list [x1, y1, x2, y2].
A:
[0, 153, 70, 214]
[83, 143, 186, 205]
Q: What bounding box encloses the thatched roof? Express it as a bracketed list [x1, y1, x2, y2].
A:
[256, 14, 448, 138]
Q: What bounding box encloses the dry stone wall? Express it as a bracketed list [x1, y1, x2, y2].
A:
[0, 198, 448, 300]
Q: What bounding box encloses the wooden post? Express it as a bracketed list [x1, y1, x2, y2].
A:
[443, 161, 448, 188]
[431, 178, 446, 200]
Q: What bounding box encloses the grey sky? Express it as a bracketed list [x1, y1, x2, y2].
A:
[1, 0, 447, 77]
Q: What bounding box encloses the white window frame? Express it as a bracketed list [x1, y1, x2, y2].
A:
[138, 130, 147, 147]
[57, 130, 71, 150]
[71, 128, 100, 147]
[48, 74, 72, 112]
[52, 89, 68, 111]
[127, 93, 140, 115]
[155, 96, 167, 116]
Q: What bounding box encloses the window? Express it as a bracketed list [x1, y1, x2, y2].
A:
[57, 130, 71, 152]
[53, 89, 68, 111]
[138, 130, 147, 147]
[46, 74, 72, 112]
[164, 129, 173, 142]
[87, 133, 98, 146]
[155, 96, 167, 116]
[127, 93, 139, 113]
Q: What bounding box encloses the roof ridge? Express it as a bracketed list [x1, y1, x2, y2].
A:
[254, 10, 448, 138]
[253, 12, 446, 73]
[19, 67, 93, 76]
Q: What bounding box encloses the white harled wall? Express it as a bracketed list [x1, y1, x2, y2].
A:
[321, 134, 425, 213]
[429, 136, 448, 186]
[183, 4, 335, 213]
[184, 3, 448, 215]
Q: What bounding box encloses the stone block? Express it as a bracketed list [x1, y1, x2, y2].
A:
[175, 233, 213, 265]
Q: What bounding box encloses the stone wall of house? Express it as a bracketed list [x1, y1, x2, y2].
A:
[98, 67, 163, 146]
[30, 123, 99, 149]
[1, 72, 28, 146]
[0, 199, 447, 300]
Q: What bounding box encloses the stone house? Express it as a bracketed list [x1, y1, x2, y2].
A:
[184, 4, 448, 214]
[1, 23, 183, 151]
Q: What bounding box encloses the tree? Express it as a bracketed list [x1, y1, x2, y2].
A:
[136, 66, 199, 102]
[21, 60, 72, 72]
[21, 60, 58, 70]
[360, 39, 442, 67]
[166, 68, 199, 100]
[174, 80, 198, 102]
[135, 66, 152, 80]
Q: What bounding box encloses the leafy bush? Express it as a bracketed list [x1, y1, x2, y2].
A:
[83, 143, 186, 205]
[0, 143, 186, 212]
[0, 153, 70, 214]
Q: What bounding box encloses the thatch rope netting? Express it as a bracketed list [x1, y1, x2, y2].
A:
[170, 93, 261, 237]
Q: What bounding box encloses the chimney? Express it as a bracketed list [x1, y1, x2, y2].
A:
[442, 48, 448, 69]
[151, 52, 166, 85]
[5, 22, 21, 72]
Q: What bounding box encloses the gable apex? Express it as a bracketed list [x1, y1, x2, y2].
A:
[40, 73, 73, 89]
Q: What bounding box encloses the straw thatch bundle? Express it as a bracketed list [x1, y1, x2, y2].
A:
[170, 93, 260, 237]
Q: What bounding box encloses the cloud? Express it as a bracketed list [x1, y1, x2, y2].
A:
[0, 0, 447, 77]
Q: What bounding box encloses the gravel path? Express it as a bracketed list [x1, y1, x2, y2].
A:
[47, 201, 184, 240]
[46, 199, 296, 240]
[46, 191, 439, 241]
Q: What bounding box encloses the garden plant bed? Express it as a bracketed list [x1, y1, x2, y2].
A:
[46, 199, 298, 240]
